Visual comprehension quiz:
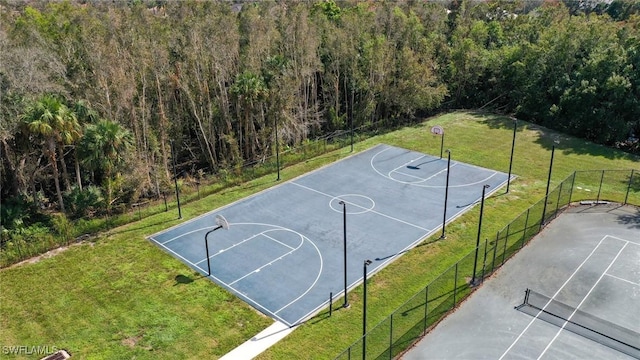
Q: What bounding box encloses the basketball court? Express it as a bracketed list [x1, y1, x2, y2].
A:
[402, 204, 640, 359]
[149, 144, 510, 326]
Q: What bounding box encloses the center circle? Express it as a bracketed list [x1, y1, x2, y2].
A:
[329, 194, 375, 215]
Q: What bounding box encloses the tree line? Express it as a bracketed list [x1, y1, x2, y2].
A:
[1, 0, 639, 227]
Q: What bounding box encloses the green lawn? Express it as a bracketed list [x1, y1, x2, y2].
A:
[1, 112, 638, 359]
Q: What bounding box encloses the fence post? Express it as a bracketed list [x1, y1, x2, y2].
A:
[491, 235, 498, 273]
[423, 286, 429, 335]
[568, 171, 576, 205]
[554, 182, 563, 220]
[481, 239, 488, 281]
[521, 209, 530, 249]
[596, 170, 605, 204]
[624, 169, 634, 205]
[389, 314, 394, 360]
[330, 292, 333, 317]
[502, 226, 509, 265]
[453, 263, 458, 306]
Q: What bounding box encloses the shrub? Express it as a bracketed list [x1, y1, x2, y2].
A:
[64, 185, 105, 219]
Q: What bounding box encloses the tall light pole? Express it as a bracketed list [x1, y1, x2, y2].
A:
[440, 149, 451, 239]
[204, 215, 230, 276]
[350, 84, 354, 152]
[339, 201, 350, 308]
[362, 259, 372, 360]
[507, 119, 517, 193]
[275, 116, 280, 181]
[471, 185, 490, 286]
[540, 145, 556, 229]
[170, 139, 182, 219]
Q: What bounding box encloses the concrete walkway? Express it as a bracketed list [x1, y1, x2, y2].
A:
[220, 321, 296, 360]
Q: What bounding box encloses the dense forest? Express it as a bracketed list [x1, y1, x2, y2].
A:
[1, 0, 639, 236]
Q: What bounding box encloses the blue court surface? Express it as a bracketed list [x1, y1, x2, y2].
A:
[148, 144, 510, 326]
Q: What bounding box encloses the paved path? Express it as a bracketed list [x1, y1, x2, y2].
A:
[220, 321, 295, 360]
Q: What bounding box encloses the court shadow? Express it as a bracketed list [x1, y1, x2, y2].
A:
[477, 111, 636, 161]
[456, 200, 480, 208]
[375, 241, 433, 262]
[110, 218, 181, 235]
[455, 191, 507, 209]
[307, 310, 332, 325]
[617, 211, 640, 229]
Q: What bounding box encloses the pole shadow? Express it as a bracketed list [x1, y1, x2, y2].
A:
[406, 158, 440, 170]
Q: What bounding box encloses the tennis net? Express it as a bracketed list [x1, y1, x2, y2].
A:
[516, 288, 640, 359]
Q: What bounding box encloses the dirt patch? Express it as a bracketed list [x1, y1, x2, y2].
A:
[121, 334, 153, 351]
[8, 244, 74, 269]
[121, 335, 143, 348]
[6, 236, 95, 270]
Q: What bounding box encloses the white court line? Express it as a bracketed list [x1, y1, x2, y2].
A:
[290, 181, 431, 232]
[392, 163, 457, 183]
[194, 232, 263, 265]
[370, 147, 501, 188]
[498, 235, 610, 360]
[274, 237, 324, 316]
[262, 233, 296, 250]
[228, 233, 304, 286]
[199, 221, 326, 321]
[608, 235, 640, 246]
[387, 155, 426, 177]
[154, 222, 324, 326]
[149, 235, 292, 324]
[605, 273, 640, 287]
[160, 226, 219, 245]
[537, 242, 628, 359]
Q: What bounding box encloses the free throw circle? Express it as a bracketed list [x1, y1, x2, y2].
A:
[329, 194, 375, 214]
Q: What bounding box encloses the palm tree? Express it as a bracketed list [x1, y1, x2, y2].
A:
[79, 119, 133, 212]
[230, 71, 267, 160]
[58, 106, 82, 191]
[21, 95, 79, 212]
[70, 99, 99, 191]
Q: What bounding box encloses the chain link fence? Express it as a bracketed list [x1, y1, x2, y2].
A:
[335, 169, 638, 360]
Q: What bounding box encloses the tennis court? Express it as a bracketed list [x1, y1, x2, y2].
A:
[403, 204, 640, 359]
[149, 144, 510, 327]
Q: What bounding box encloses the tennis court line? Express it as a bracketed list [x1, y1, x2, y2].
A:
[604, 237, 639, 287]
[609, 234, 640, 246]
[290, 181, 431, 232]
[498, 235, 610, 360]
[606, 274, 640, 287]
[536, 242, 628, 359]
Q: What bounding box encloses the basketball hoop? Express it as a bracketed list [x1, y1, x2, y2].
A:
[431, 125, 445, 159]
[215, 215, 230, 230]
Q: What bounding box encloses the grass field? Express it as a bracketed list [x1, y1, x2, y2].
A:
[1, 112, 638, 359]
